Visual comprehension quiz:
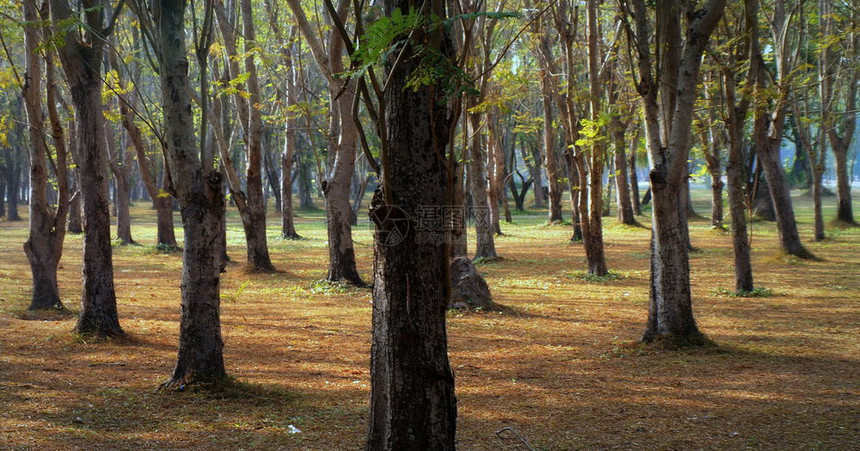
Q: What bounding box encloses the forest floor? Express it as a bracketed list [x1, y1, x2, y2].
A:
[0, 188, 858, 450]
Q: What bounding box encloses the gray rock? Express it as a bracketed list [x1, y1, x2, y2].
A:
[449, 257, 496, 310]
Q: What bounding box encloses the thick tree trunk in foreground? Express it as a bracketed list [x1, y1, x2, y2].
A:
[23, 0, 69, 310]
[51, 0, 122, 336]
[155, 0, 226, 387]
[367, 1, 457, 448]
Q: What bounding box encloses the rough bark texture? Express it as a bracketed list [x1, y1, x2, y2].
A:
[51, 0, 122, 336]
[366, 1, 457, 448]
[155, 0, 227, 387]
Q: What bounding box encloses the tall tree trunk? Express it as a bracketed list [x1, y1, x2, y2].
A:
[67, 170, 83, 233]
[613, 119, 635, 225]
[367, 2, 457, 447]
[627, 0, 725, 344]
[4, 145, 22, 221]
[832, 149, 854, 223]
[722, 55, 755, 292]
[51, 0, 123, 336]
[629, 133, 642, 215]
[213, 1, 275, 273]
[0, 179, 5, 217]
[749, 0, 810, 258]
[154, 0, 227, 387]
[284, 0, 362, 284]
[105, 121, 134, 245]
[537, 32, 563, 223]
[583, 0, 607, 275]
[109, 43, 178, 249]
[23, 0, 69, 310]
[281, 119, 301, 239]
[820, 0, 857, 224]
[467, 107, 497, 259]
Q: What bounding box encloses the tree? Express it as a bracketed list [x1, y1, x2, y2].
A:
[285, 0, 364, 285]
[22, 0, 70, 311]
[263, 1, 301, 240]
[50, 0, 124, 336]
[212, 0, 276, 272]
[107, 33, 178, 249]
[749, 0, 811, 258]
[624, 0, 726, 344]
[819, 0, 857, 225]
[138, 0, 228, 387]
[365, 1, 458, 447]
[711, 0, 756, 292]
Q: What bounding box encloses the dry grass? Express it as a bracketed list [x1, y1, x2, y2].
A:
[0, 188, 858, 450]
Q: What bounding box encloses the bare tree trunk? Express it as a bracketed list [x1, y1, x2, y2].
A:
[284, 0, 362, 284]
[67, 170, 83, 233]
[537, 31, 563, 223]
[749, 0, 810, 258]
[367, 2, 457, 447]
[467, 107, 497, 259]
[151, 0, 227, 387]
[629, 132, 642, 215]
[722, 51, 755, 292]
[51, 0, 123, 336]
[627, 0, 725, 344]
[23, 0, 69, 310]
[105, 120, 134, 245]
[613, 119, 635, 225]
[0, 179, 5, 217]
[583, 0, 608, 275]
[832, 149, 854, 223]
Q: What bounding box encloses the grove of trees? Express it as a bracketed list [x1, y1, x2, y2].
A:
[0, 0, 856, 448]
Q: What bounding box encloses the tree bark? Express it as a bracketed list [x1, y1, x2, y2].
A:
[51, 0, 123, 336]
[629, 133, 642, 215]
[213, 0, 275, 272]
[105, 120, 134, 245]
[627, 0, 725, 344]
[367, 2, 457, 447]
[749, 0, 811, 257]
[23, 0, 70, 311]
[154, 0, 227, 387]
[466, 106, 497, 259]
[284, 0, 362, 284]
[612, 118, 635, 225]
